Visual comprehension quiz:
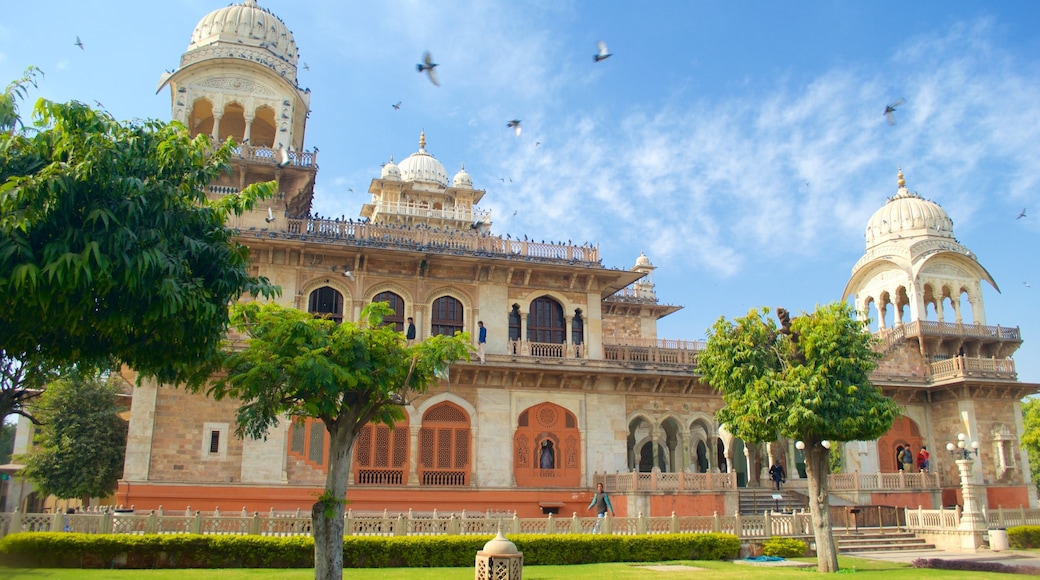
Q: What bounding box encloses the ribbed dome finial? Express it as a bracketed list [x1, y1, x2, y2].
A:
[897, 167, 905, 189]
[419, 130, 426, 151]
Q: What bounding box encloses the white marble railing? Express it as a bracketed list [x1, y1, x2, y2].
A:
[369, 200, 491, 224]
[6, 504, 1039, 540]
[929, 356, 1016, 381]
[596, 471, 736, 491]
[828, 471, 940, 491]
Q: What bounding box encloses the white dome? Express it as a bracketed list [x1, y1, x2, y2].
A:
[187, 1, 299, 68]
[865, 170, 954, 247]
[635, 251, 653, 268]
[398, 131, 448, 186]
[381, 156, 401, 181]
[452, 164, 472, 188]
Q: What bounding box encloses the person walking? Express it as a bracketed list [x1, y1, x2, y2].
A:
[477, 320, 487, 364]
[900, 446, 914, 473]
[768, 460, 786, 491]
[587, 482, 615, 533]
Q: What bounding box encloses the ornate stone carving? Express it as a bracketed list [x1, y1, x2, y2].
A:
[196, 76, 277, 96]
[921, 263, 970, 278]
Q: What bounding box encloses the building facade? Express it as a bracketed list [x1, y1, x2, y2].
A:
[101, 1, 1037, 518]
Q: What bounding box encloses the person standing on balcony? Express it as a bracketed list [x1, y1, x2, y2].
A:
[588, 483, 615, 533]
[917, 446, 930, 472]
[769, 460, 786, 490]
[405, 317, 416, 344]
[896, 445, 905, 471]
[900, 446, 914, 472]
[477, 321, 487, 364]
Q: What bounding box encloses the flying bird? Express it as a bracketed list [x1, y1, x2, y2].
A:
[417, 51, 439, 86]
[1024, 282, 1031, 288]
[277, 146, 291, 168]
[392, 101, 402, 110]
[75, 36, 84, 50]
[507, 119, 522, 137]
[535, 141, 541, 147]
[594, 41, 611, 62]
[266, 207, 276, 223]
[303, 62, 310, 71]
[884, 98, 905, 125]
[1017, 208, 1027, 219]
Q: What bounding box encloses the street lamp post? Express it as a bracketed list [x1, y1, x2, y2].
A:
[946, 433, 985, 551]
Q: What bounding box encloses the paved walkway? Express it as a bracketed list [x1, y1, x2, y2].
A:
[852, 548, 1040, 571]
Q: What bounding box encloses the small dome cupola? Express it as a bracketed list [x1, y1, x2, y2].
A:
[452, 164, 473, 189]
[397, 131, 449, 186]
[381, 156, 401, 181]
[865, 168, 955, 248]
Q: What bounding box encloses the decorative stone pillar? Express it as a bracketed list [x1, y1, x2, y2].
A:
[956, 459, 986, 551]
[474, 530, 523, 579]
[519, 313, 529, 356]
[407, 425, 420, 485]
[211, 111, 223, 142]
[243, 113, 254, 144]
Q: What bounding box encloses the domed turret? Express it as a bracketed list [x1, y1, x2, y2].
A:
[398, 131, 448, 186]
[865, 168, 954, 247]
[188, 0, 299, 67]
[452, 164, 473, 189]
[381, 156, 401, 181]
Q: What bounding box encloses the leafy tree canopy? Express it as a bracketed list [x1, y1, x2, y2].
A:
[205, 300, 471, 580]
[1022, 397, 1040, 495]
[20, 371, 128, 501]
[0, 89, 278, 384]
[698, 301, 899, 445]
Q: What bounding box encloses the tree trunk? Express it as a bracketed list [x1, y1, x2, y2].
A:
[805, 445, 838, 573]
[313, 426, 355, 580]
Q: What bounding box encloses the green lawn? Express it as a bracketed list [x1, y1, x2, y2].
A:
[0, 558, 1022, 580]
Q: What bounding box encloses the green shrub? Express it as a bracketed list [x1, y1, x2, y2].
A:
[0, 531, 740, 569]
[1008, 525, 1040, 549]
[761, 536, 807, 558]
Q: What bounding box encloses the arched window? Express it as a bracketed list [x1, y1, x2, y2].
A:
[187, 98, 214, 138]
[508, 305, 521, 340]
[373, 291, 405, 331]
[572, 309, 584, 345]
[513, 403, 580, 488]
[353, 420, 409, 485]
[308, 286, 343, 323]
[529, 297, 564, 343]
[431, 296, 463, 336]
[251, 105, 277, 147]
[219, 102, 246, 143]
[418, 402, 471, 486]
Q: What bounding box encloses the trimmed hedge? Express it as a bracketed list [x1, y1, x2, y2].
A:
[1008, 526, 1040, 549]
[0, 532, 740, 569]
[761, 536, 807, 558]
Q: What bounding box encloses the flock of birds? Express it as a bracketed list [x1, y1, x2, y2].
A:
[68, 32, 1031, 237]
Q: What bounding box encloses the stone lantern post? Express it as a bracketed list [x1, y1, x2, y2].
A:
[946, 433, 985, 551]
[475, 530, 523, 580]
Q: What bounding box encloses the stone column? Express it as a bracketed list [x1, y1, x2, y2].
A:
[211, 111, 223, 142]
[407, 425, 421, 485]
[243, 113, 254, 144]
[520, 313, 529, 355]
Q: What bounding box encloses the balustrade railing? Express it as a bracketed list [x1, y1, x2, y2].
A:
[929, 355, 1016, 381]
[876, 320, 1020, 342]
[369, 200, 491, 224]
[595, 471, 736, 491]
[828, 471, 940, 491]
[5, 504, 1038, 540]
[279, 218, 600, 265]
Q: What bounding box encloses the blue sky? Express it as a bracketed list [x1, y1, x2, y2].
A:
[2, 1, 1038, 384]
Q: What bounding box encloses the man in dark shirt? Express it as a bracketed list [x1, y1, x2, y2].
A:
[587, 482, 615, 533]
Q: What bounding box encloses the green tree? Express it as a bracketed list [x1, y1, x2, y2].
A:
[698, 302, 900, 573]
[0, 92, 278, 390]
[203, 301, 471, 580]
[0, 349, 56, 425]
[20, 372, 128, 504]
[0, 67, 41, 135]
[1022, 397, 1040, 495]
[0, 421, 14, 465]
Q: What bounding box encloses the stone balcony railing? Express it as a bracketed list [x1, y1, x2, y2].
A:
[230, 143, 317, 168]
[876, 321, 1021, 350]
[828, 471, 940, 491]
[274, 218, 601, 265]
[929, 355, 1017, 381]
[367, 200, 491, 224]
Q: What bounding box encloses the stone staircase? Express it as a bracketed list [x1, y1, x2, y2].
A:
[738, 487, 809, 514]
[836, 530, 936, 554]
